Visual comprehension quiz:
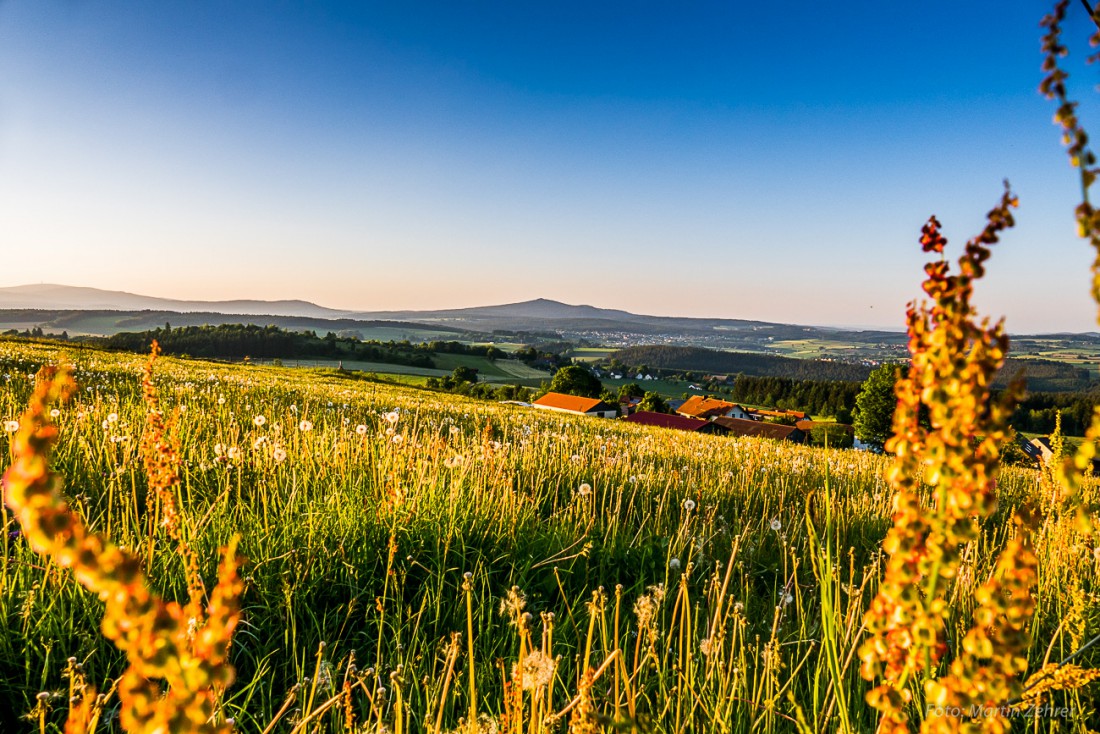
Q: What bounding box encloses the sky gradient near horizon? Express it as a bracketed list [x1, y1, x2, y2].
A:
[2, 1, 1100, 332]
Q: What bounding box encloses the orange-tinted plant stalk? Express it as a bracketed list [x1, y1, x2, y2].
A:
[2, 364, 243, 733]
[859, 188, 1029, 733]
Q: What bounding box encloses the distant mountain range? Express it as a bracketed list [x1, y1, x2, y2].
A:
[0, 284, 793, 333]
[0, 284, 1092, 348]
[0, 284, 345, 319]
[349, 297, 794, 334]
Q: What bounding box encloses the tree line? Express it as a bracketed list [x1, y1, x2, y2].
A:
[101, 324, 434, 367]
[1010, 390, 1100, 434]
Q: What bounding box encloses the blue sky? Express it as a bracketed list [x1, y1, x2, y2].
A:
[1, 1, 1098, 332]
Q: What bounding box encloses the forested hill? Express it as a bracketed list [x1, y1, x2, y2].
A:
[998, 358, 1094, 392]
[610, 346, 874, 382]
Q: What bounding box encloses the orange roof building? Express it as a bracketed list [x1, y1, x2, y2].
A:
[533, 392, 617, 418]
[676, 396, 749, 420]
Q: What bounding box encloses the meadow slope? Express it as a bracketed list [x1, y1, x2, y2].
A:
[1, 340, 1097, 732]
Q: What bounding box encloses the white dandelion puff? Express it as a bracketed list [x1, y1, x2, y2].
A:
[513, 650, 556, 690]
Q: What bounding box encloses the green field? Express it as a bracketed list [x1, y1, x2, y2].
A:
[1, 340, 1098, 732]
[255, 355, 552, 387]
[570, 347, 616, 362]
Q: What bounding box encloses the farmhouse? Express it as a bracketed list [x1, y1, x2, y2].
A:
[532, 392, 618, 418]
[711, 416, 807, 443]
[623, 411, 727, 434]
[676, 396, 752, 420]
[1021, 436, 1100, 474]
[1018, 436, 1046, 464]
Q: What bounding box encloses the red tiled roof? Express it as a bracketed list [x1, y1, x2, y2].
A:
[676, 396, 738, 419]
[533, 392, 612, 414]
[712, 417, 805, 442]
[624, 411, 716, 432]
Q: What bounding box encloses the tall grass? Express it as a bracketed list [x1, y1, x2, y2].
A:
[2, 341, 1097, 732]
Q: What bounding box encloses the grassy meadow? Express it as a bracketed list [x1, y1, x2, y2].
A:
[2, 338, 1099, 732]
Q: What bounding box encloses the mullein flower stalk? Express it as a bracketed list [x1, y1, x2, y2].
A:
[1041, 0, 1100, 524]
[2, 365, 243, 733]
[859, 188, 1028, 733]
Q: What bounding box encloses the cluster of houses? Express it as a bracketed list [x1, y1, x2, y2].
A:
[530, 392, 844, 444]
[527, 392, 1096, 461]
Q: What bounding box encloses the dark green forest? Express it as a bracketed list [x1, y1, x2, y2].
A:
[102, 324, 435, 367]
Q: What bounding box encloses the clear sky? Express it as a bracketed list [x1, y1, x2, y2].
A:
[1, 1, 1099, 332]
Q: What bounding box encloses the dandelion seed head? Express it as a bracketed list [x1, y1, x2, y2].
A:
[577, 482, 592, 496]
[513, 650, 556, 690]
[633, 583, 665, 632]
[254, 415, 266, 427]
[770, 518, 782, 532]
[683, 498, 696, 512]
[299, 420, 313, 432]
[498, 586, 527, 625]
